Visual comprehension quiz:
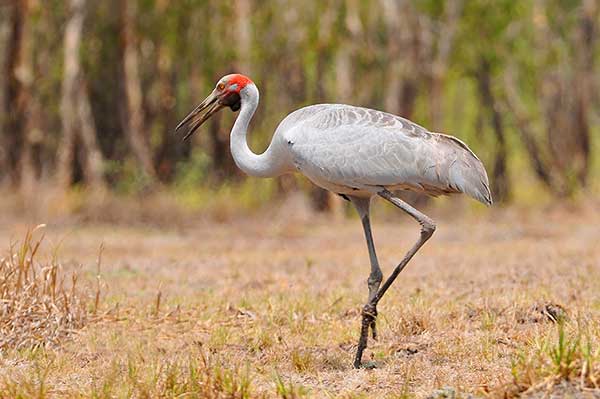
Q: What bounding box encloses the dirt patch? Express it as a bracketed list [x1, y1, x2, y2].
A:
[0, 206, 598, 397]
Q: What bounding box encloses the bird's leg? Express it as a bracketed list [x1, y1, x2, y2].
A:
[372, 190, 436, 307]
[350, 197, 383, 369]
[354, 190, 435, 369]
[361, 212, 382, 339]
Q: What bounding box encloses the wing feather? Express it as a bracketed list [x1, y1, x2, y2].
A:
[281, 104, 492, 205]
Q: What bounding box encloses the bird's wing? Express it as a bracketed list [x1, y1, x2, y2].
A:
[283, 104, 492, 205]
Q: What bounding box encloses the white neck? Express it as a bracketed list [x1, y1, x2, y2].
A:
[230, 84, 288, 178]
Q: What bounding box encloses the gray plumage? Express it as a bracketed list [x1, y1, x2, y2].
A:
[278, 104, 492, 205]
[176, 75, 493, 369]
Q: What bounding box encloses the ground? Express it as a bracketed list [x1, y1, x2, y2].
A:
[1, 199, 599, 398]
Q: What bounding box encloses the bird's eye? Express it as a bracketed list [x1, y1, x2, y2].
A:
[217, 83, 226, 91]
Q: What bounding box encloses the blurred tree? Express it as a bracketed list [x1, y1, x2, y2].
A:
[144, 0, 189, 182]
[16, 0, 37, 196]
[0, 0, 598, 206]
[456, 0, 520, 202]
[119, 0, 157, 184]
[380, 0, 465, 204]
[427, 0, 462, 131]
[0, 6, 9, 185]
[380, 0, 421, 120]
[474, 57, 510, 202]
[202, 1, 240, 180]
[58, 0, 106, 191]
[307, 1, 339, 212]
[504, 0, 598, 196]
[1, 0, 27, 187]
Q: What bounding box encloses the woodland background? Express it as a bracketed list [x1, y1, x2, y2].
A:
[1, 2, 600, 396]
[0, 0, 599, 216]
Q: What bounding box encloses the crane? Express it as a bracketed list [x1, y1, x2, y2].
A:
[176, 73, 492, 369]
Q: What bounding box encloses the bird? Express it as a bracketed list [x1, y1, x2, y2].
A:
[176, 73, 492, 369]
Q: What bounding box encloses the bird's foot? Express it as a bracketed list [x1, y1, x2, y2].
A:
[360, 360, 378, 370]
[362, 303, 378, 340]
[353, 303, 379, 369]
[353, 359, 379, 370]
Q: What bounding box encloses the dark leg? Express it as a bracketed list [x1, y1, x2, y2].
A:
[353, 190, 436, 368]
[374, 190, 436, 302]
[350, 197, 383, 369]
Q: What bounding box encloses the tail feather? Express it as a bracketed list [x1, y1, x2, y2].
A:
[454, 162, 493, 206]
[433, 133, 493, 206]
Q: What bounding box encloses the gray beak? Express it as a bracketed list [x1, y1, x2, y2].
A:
[175, 91, 224, 141]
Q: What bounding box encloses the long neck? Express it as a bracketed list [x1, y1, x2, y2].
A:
[230, 84, 287, 177]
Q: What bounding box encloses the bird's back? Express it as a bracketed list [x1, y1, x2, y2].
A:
[279, 104, 492, 205]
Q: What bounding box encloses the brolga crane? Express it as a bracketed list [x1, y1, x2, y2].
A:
[176, 74, 492, 368]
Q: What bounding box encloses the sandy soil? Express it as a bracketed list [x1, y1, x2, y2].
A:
[1, 202, 599, 398]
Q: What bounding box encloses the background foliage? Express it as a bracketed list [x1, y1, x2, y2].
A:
[0, 0, 598, 212]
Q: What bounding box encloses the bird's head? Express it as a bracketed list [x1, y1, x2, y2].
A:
[176, 73, 254, 141]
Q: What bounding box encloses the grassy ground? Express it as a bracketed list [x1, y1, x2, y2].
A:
[0, 199, 599, 398]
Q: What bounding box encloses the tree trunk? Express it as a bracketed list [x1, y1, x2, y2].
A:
[77, 82, 106, 189]
[475, 58, 510, 202]
[502, 72, 554, 189]
[503, 0, 597, 197]
[570, 0, 596, 187]
[308, 0, 352, 213]
[209, 116, 239, 179]
[57, 0, 84, 189]
[58, 0, 105, 191]
[381, 0, 423, 120]
[20, 99, 39, 197]
[335, 0, 360, 103]
[380, 0, 430, 207]
[119, 0, 157, 184]
[1, 0, 27, 186]
[153, 43, 179, 182]
[14, 0, 40, 196]
[57, 0, 105, 190]
[429, 0, 462, 131]
[0, 9, 10, 185]
[233, 0, 252, 74]
[205, 0, 251, 181]
[381, 0, 403, 114]
[0, 0, 40, 195]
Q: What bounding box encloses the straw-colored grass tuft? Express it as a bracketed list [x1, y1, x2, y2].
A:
[0, 226, 95, 351]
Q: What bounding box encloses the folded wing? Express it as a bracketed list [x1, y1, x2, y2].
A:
[284, 104, 492, 205]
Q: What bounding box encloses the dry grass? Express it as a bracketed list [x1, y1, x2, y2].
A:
[0, 226, 93, 352]
[0, 200, 599, 398]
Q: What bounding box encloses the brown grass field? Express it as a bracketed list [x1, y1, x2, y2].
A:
[1, 198, 599, 398]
